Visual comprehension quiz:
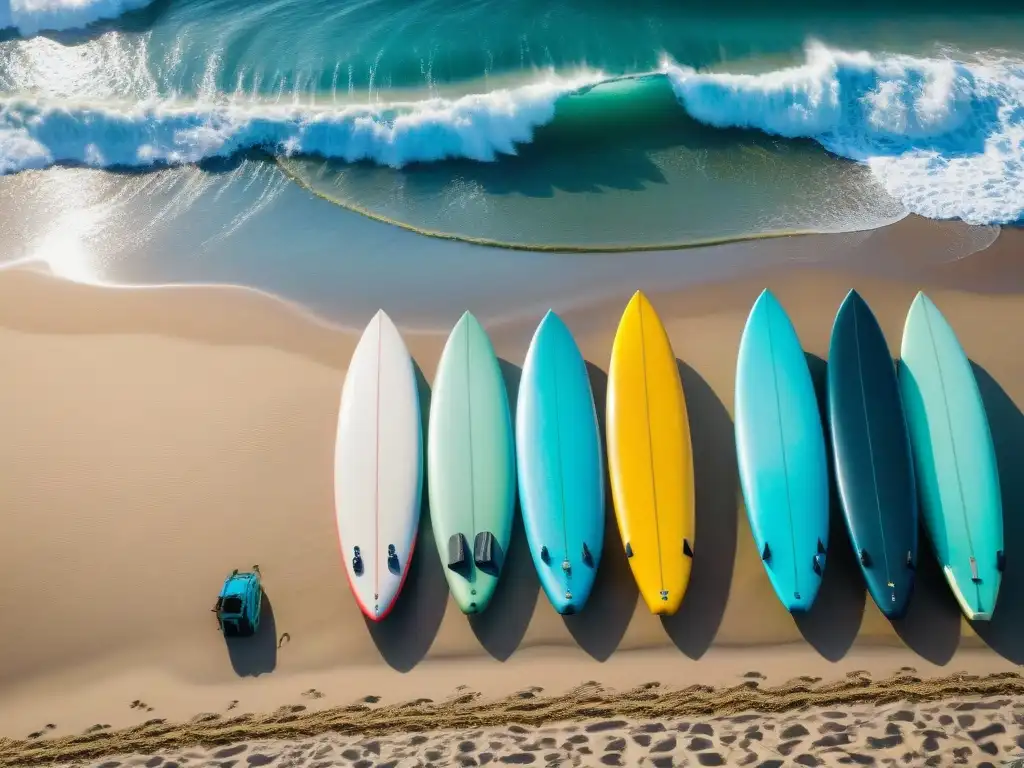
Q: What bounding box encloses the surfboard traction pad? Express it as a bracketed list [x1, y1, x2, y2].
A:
[446, 531, 500, 575]
[348, 543, 402, 577]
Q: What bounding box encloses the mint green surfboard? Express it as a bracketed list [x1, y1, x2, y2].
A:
[428, 311, 516, 614]
[898, 292, 1004, 621]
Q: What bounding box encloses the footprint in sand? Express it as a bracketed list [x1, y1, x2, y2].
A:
[212, 745, 247, 759]
[227, 700, 239, 711]
[300, 689, 324, 700]
[361, 695, 381, 704]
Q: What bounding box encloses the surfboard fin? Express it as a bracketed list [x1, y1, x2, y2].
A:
[386, 544, 400, 575]
[997, 550, 1005, 572]
[625, 542, 634, 559]
[813, 552, 826, 576]
[970, 556, 981, 583]
[474, 532, 498, 574]
[817, 539, 827, 555]
[683, 539, 694, 558]
[761, 543, 771, 562]
[582, 542, 593, 566]
[352, 546, 364, 577]
[447, 533, 469, 573]
[859, 549, 871, 567]
[906, 551, 915, 570]
[541, 545, 551, 563]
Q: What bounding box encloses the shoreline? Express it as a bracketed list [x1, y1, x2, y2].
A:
[275, 157, 907, 254]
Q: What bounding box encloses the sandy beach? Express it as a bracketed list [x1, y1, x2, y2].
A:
[2, 216, 1024, 765]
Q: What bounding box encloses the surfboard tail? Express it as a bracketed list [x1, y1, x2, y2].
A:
[943, 566, 992, 621]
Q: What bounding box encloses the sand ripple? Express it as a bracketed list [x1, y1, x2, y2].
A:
[3, 671, 1024, 765]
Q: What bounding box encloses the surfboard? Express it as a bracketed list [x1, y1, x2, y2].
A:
[427, 311, 516, 614]
[898, 291, 1003, 621]
[606, 290, 695, 615]
[827, 289, 918, 619]
[516, 310, 604, 615]
[735, 289, 830, 612]
[334, 310, 423, 622]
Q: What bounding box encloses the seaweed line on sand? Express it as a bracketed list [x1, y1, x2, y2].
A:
[3, 670, 1024, 765]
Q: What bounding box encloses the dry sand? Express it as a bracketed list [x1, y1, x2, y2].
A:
[1, 217, 1024, 765]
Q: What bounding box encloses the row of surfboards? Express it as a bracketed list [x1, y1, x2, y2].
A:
[334, 288, 1003, 625]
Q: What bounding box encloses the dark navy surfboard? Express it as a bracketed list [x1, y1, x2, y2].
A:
[827, 289, 918, 619]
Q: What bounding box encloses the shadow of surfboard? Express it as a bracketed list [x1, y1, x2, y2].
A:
[890, 360, 962, 664]
[562, 361, 638, 661]
[792, 352, 866, 661]
[468, 359, 540, 661]
[365, 361, 449, 671]
[968, 361, 1024, 662]
[661, 359, 737, 659]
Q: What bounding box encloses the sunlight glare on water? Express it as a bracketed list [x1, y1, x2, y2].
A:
[26, 170, 115, 283]
[0, 32, 157, 99]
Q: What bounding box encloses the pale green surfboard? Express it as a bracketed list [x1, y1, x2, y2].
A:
[428, 311, 516, 614]
[898, 292, 1004, 620]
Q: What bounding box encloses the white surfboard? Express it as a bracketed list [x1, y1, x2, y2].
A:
[334, 310, 423, 621]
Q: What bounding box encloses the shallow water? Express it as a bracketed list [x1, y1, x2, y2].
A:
[0, 164, 1002, 325]
[0, 0, 1020, 255]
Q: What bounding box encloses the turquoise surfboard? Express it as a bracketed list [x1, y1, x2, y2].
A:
[735, 289, 830, 612]
[516, 310, 605, 615]
[428, 311, 516, 614]
[898, 292, 1003, 621]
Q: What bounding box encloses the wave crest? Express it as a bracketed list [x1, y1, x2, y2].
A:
[0, 71, 602, 172]
[0, 43, 1021, 226]
[663, 42, 1023, 224]
[0, 0, 152, 36]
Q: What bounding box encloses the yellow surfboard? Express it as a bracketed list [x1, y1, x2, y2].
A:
[607, 290, 695, 615]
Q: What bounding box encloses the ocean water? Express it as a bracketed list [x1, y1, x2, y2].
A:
[0, 0, 1021, 260]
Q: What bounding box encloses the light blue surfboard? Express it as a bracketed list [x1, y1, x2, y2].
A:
[516, 310, 605, 615]
[898, 291, 1003, 621]
[428, 311, 516, 615]
[735, 289, 830, 612]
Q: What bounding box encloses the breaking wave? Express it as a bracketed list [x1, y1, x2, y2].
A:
[0, 43, 1021, 225]
[0, 0, 152, 37]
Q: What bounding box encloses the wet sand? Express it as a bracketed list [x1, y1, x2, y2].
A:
[1, 218, 1024, 764]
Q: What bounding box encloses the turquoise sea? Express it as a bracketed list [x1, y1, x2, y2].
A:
[0, 0, 1021, 293]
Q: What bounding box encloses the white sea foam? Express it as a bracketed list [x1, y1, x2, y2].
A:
[0, 0, 152, 37]
[0, 43, 1021, 225]
[0, 70, 603, 172]
[663, 42, 1024, 225]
